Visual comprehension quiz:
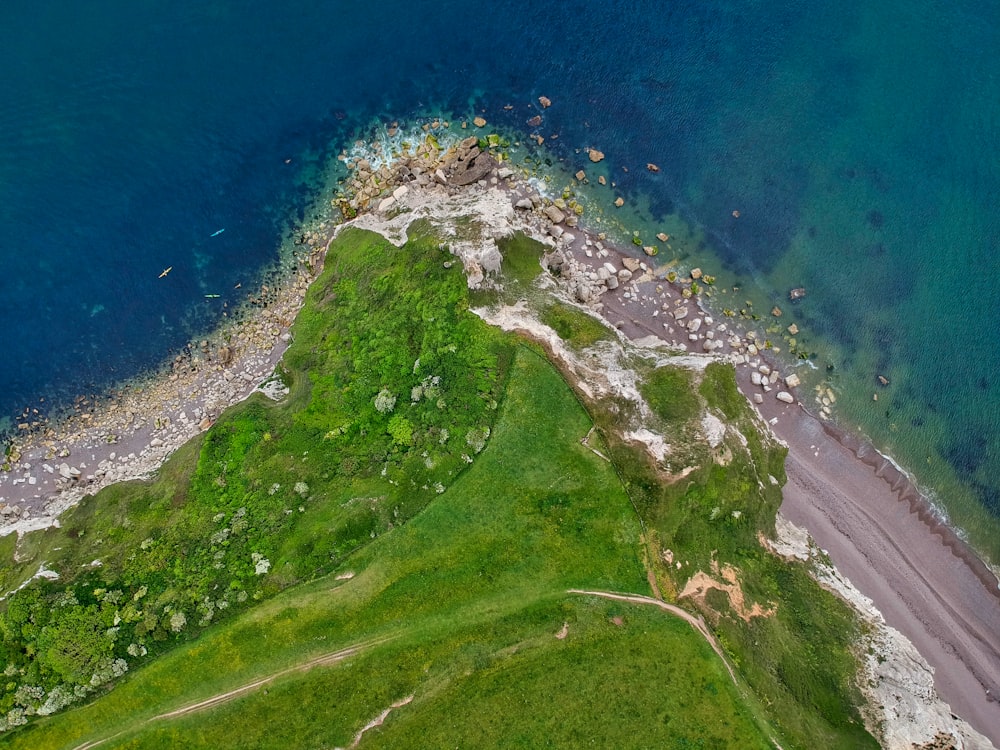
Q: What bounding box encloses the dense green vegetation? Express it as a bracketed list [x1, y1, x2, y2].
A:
[0, 227, 513, 728]
[0, 222, 876, 748]
[539, 301, 612, 350]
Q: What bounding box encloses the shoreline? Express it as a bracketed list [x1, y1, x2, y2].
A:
[1, 126, 997, 744]
[0, 240, 330, 535]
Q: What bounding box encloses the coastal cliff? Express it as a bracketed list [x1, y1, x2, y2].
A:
[0, 129, 993, 749]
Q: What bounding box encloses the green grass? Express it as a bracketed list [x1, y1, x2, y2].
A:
[497, 232, 547, 286]
[639, 365, 701, 427]
[3, 349, 774, 750]
[539, 301, 612, 350]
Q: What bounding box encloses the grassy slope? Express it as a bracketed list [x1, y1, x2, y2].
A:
[5, 349, 773, 750]
[614, 361, 877, 748]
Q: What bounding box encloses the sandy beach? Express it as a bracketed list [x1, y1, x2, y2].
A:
[2, 134, 998, 745]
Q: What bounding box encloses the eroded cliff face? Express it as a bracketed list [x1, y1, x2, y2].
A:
[768, 514, 994, 750]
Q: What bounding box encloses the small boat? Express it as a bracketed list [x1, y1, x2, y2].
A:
[204, 294, 220, 299]
[210, 228, 225, 237]
[158, 266, 172, 278]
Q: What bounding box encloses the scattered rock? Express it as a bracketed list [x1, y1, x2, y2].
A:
[575, 170, 586, 181]
[771, 306, 783, 317]
[538, 95, 552, 108]
[614, 197, 624, 207]
[514, 198, 534, 210]
[690, 268, 702, 280]
[656, 232, 669, 242]
[598, 175, 607, 186]
[473, 116, 487, 128]
[544, 205, 567, 225]
[646, 163, 660, 172]
[878, 375, 890, 386]
[622, 257, 641, 272]
[787, 323, 799, 335]
[527, 115, 542, 127]
[789, 287, 807, 301]
[785, 373, 801, 388]
[588, 148, 605, 163]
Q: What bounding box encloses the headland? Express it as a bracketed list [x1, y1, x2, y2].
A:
[0, 122, 997, 747]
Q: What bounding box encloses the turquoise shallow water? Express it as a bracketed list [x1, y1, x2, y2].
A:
[0, 1, 998, 553]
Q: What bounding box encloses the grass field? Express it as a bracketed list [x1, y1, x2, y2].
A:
[0, 223, 879, 749]
[4, 349, 775, 750]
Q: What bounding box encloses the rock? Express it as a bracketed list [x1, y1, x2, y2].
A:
[497, 167, 514, 179]
[575, 170, 586, 181]
[450, 154, 495, 186]
[690, 267, 702, 279]
[751, 371, 763, 386]
[547, 224, 564, 239]
[776, 392, 795, 404]
[378, 196, 396, 213]
[687, 318, 702, 332]
[473, 116, 487, 128]
[514, 198, 534, 210]
[217, 345, 232, 365]
[785, 373, 801, 388]
[392, 185, 409, 200]
[646, 163, 660, 172]
[622, 257, 641, 272]
[617, 269, 633, 281]
[588, 148, 605, 163]
[544, 205, 566, 224]
[672, 307, 689, 321]
[58, 463, 80, 480]
[527, 115, 542, 127]
[754, 393, 764, 404]
[434, 168, 448, 184]
[878, 375, 890, 386]
[538, 95, 552, 108]
[642, 245, 658, 257]
[771, 306, 783, 317]
[598, 175, 607, 185]
[787, 323, 799, 335]
[614, 197, 624, 207]
[789, 287, 807, 300]
[606, 275, 619, 290]
[656, 232, 669, 242]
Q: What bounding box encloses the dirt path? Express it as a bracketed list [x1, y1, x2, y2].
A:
[71, 638, 387, 750]
[567, 589, 737, 685]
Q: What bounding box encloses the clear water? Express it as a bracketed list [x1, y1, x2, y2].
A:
[1, 1, 998, 555]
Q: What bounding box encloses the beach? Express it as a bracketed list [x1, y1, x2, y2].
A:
[1, 137, 998, 746]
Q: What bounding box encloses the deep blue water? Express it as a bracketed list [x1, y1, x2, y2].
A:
[2, 2, 999, 550]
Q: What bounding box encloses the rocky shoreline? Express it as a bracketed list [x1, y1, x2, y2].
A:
[0, 243, 330, 536]
[1, 124, 997, 746]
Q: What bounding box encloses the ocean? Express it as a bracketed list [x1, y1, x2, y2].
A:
[2, 1, 998, 557]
